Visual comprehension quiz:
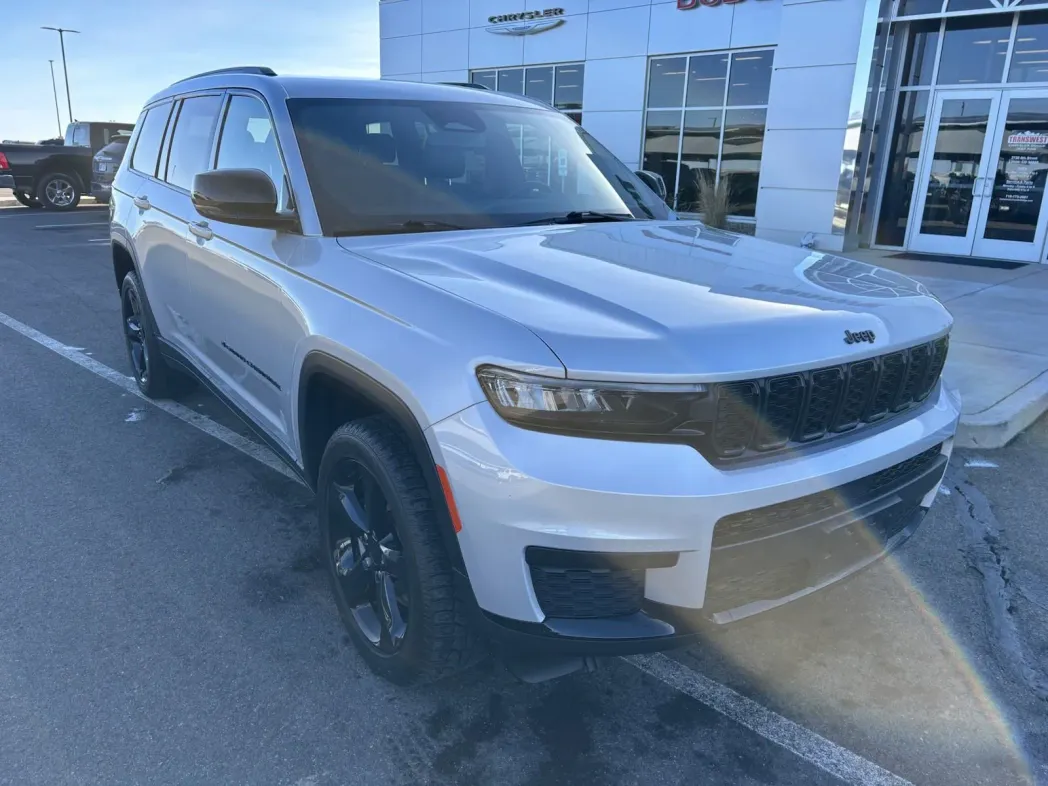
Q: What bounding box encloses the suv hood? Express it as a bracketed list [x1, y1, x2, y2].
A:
[338, 221, 951, 382]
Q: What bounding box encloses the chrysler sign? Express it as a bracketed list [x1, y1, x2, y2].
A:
[487, 8, 565, 35]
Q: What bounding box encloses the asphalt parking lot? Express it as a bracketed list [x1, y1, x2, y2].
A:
[0, 202, 1046, 786]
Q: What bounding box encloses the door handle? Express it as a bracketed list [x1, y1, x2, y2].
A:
[133, 195, 151, 210]
[984, 177, 995, 197]
[189, 220, 213, 241]
[972, 177, 983, 196]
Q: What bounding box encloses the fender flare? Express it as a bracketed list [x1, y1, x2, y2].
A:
[298, 351, 472, 581]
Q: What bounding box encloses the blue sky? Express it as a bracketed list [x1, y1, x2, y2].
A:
[2, 0, 379, 142]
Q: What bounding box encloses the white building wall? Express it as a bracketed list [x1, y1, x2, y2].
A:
[757, 0, 871, 251]
[379, 0, 866, 247]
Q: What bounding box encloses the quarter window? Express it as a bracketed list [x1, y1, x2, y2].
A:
[164, 95, 223, 192]
[130, 104, 173, 177]
[643, 48, 774, 219]
[216, 95, 289, 208]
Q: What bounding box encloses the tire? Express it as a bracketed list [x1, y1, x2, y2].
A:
[12, 190, 42, 209]
[119, 271, 194, 398]
[318, 415, 484, 684]
[37, 172, 81, 210]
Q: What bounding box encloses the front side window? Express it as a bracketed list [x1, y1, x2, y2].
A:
[644, 48, 774, 218]
[286, 97, 669, 236]
[216, 94, 289, 208]
[164, 95, 223, 192]
[130, 104, 173, 176]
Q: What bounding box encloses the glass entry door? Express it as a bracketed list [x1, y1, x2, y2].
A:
[908, 91, 1002, 256]
[971, 91, 1048, 263]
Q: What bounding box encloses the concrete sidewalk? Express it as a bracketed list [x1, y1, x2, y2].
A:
[849, 249, 1048, 448]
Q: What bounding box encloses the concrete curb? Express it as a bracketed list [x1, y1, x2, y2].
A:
[957, 370, 1048, 449]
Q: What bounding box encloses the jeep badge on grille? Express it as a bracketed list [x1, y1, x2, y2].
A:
[844, 330, 875, 345]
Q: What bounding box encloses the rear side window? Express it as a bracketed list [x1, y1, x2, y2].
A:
[70, 123, 90, 147]
[131, 104, 173, 176]
[164, 95, 223, 191]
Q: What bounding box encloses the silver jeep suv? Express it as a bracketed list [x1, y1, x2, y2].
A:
[110, 67, 960, 684]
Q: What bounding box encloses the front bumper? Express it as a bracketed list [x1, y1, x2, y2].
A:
[429, 382, 959, 655]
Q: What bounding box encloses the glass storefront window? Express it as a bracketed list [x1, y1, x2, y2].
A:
[525, 66, 554, 105]
[1009, 11, 1048, 83]
[876, 91, 930, 246]
[936, 15, 1011, 85]
[727, 51, 773, 106]
[554, 64, 584, 110]
[902, 20, 940, 86]
[946, 0, 995, 11]
[720, 108, 766, 217]
[471, 64, 585, 117]
[676, 110, 722, 213]
[471, 71, 497, 91]
[897, 0, 945, 15]
[686, 54, 728, 107]
[647, 58, 687, 108]
[498, 69, 524, 95]
[645, 48, 773, 216]
[642, 111, 683, 203]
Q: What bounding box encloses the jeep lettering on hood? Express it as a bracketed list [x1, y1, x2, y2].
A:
[339, 221, 951, 383]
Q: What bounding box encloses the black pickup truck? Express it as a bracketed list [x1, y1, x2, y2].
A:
[0, 121, 133, 210]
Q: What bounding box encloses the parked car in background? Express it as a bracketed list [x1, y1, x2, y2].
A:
[91, 132, 132, 203]
[0, 120, 133, 209]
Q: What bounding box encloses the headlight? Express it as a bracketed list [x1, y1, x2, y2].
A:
[476, 365, 708, 440]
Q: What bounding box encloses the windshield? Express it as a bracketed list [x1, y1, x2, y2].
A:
[286, 97, 671, 236]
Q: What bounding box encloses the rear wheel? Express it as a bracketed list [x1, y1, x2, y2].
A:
[119, 271, 193, 398]
[37, 172, 81, 210]
[12, 190, 42, 209]
[318, 416, 484, 684]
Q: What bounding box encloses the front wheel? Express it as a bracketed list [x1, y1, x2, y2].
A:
[37, 173, 81, 210]
[13, 190, 43, 209]
[318, 416, 484, 684]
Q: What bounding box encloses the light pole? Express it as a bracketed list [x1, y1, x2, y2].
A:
[47, 60, 63, 136]
[41, 27, 79, 125]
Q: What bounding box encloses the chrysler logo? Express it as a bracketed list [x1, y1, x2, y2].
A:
[487, 8, 565, 35]
[844, 330, 876, 345]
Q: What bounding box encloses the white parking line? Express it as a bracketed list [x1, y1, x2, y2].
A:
[0, 309, 296, 483]
[627, 654, 913, 786]
[0, 307, 914, 786]
[34, 221, 109, 230]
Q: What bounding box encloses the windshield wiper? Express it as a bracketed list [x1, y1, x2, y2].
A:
[516, 211, 635, 227]
[334, 219, 468, 237]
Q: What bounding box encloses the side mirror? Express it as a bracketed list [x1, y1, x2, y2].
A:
[635, 169, 667, 202]
[191, 168, 298, 231]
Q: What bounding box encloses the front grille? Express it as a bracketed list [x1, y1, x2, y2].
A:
[712, 444, 943, 548]
[710, 336, 948, 460]
[529, 566, 644, 619]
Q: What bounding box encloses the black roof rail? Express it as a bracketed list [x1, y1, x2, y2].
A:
[175, 66, 277, 84]
[440, 82, 490, 90]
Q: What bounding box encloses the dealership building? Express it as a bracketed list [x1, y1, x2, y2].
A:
[380, 0, 1048, 264]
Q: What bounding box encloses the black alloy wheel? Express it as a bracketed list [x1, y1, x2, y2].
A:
[317, 417, 484, 684]
[121, 282, 149, 387]
[118, 271, 192, 399]
[327, 458, 409, 654]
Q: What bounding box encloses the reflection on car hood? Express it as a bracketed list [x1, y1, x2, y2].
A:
[338, 221, 952, 381]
